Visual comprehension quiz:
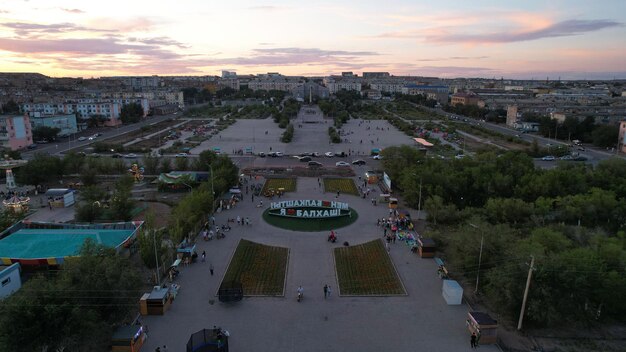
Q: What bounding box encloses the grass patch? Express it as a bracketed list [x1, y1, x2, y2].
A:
[222, 239, 289, 296]
[263, 208, 358, 232]
[334, 239, 406, 296]
[261, 178, 297, 194]
[323, 178, 359, 196]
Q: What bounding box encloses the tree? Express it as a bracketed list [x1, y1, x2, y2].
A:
[138, 209, 169, 270]
[174, 156, 189, 171]
[0, 240, 141, 351]
[120, 102, 144, 124]
[143, 154, 160, 175]
[1, 100, 19, 114]
[15, 154, 63, 185]
[75, 186, 106, 222]
[592, 124, 619, 148]
[32, 126, 60, 142]
[110, 175, 135, 221]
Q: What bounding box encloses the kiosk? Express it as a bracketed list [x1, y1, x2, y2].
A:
[111, 325, 146, 352]
[417, 237, 436, 258]
[442, 279, 463, 305]
[467, 311, 498, 344]
[139, 286, 171, 315]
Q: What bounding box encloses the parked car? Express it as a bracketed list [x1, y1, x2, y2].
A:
[27, 144, 38, 150]
[335, 161, 350, 167]
[257, 152, 266, 157]
[560, 155, 574, 161]
[124, 153, 138, 159]
[77, 137, 87, 142]
[308, 161, 323, 167]
[577, 147, 586, 151]
[111, 153, 124, 159]
[351, 159, 366, 165]
[372, 155, 383, 160]
[275, 152, 284, 157]
[542, 155, 556, 161]
[312, 152, 320, 157]
[175, 153, 189, 157]
[325, 152, 334, 158]
[455, 154, 465, 160]
[299, 156, 312, 162]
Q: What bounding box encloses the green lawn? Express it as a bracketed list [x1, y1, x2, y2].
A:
[323, 178, 359, 196]
[263, 208, 358, 232]
[334, 239, 406, 296]
[221, 239, 289, 296]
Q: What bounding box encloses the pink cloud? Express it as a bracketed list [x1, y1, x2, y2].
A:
[376, 19, 622, 44]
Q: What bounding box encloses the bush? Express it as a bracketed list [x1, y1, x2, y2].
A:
[328, 127, 341, 143]
[280, 124, 294, 143]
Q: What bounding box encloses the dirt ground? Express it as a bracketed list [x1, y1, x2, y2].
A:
[132, 201, 172, 228]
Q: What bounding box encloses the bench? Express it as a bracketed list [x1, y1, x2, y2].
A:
[435, 257, 449, 279]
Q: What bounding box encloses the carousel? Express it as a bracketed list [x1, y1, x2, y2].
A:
[2, 194, 30, 213]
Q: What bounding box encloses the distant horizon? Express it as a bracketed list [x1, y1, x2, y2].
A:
[0, 1, 624, 80]
[2, 70, 626, 82]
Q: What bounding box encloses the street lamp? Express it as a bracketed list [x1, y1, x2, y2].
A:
[152, 230, 160, 286]
[469, 223, 484, 295]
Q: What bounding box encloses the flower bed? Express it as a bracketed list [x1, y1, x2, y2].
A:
[261, 178, 297, 195]
[221, 239, 289, 296]
[334, 239, 406, 296]
[323, 178, 359, 196]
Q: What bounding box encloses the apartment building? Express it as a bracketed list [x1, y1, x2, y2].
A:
[402, 84, 449, 104]
[451, 93, 480, 106]
[29, 113, 78, 136]
[218, 78, 241, 91]
[22, 98, 149, 127]
[362, 72, 390, 79]
[248, 76, 304, 92]
[0, 114, 33, 150]
[323, 77, 362, 94]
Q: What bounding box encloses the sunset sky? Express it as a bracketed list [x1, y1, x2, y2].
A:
[0, 0, 625, 79]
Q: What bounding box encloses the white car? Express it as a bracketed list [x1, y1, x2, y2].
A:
[176, 153, 189, 157]
[78, 137, 87, 141]
[372, 155, 382, 160]
[335, 161, 350, 167]
[325, 152, 334, 158]
[275, 152, 284, 157]
[542, 155, 556, 161]
[124, 153, 137, 159]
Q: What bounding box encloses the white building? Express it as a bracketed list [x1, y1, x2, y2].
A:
[0, 263, 21, 299]
[323, 77, 362, 94]
[22, 98, 149, 127]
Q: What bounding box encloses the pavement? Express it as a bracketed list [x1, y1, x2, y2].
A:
[140, 175, 501, 352]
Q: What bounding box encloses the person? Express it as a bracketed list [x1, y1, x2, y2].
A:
[155, 347, 161, 352]
[201, 250, 206, 262]
[327, 285, 332, 297]
[162, 345, 169, 352]
[297, 285, 304, 300]
[470, 332, 477, 349]
[210, 263, 214, 276]
[324, 284, 328, 298]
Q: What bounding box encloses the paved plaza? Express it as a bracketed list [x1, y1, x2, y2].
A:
[141, 176, 501, 352]
[189, 105, 416, 157]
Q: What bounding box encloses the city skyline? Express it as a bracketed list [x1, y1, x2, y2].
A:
[0, 0, 625, 79]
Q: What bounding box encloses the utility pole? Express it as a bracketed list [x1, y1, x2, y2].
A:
[469, 223, 483, 294]
[417, 178, 422, 221]
[153, 230, 160, 286]
[517, 255, 535, 330]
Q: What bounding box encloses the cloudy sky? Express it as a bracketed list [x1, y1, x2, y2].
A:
[0, 0, 625, 79]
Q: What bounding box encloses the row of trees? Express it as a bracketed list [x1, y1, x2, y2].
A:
[381, 146, 626, 325]
[281, 123, 294, 143]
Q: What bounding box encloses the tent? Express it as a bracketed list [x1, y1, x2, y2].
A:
[187, 328, 229, 352]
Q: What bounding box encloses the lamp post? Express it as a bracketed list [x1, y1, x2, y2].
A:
[153, 230, 160, 286]
[469, 223, 484, 295]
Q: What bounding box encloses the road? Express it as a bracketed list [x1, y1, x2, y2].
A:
[21, 113, 179, 160]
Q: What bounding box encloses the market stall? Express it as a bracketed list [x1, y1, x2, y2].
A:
[467, 311, 498, 344]
[111, 325, 146, 352]
[417, 237, 436, 258]
[442, 279, 463, 305]
[139, 286, 171, 315]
